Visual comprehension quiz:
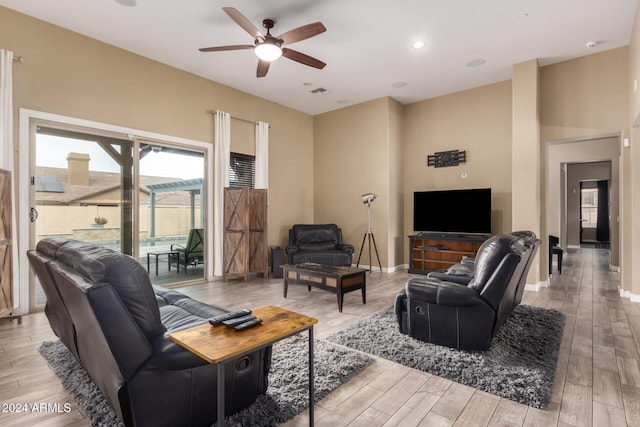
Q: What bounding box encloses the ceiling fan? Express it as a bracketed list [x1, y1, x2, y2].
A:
[199, 7, 327, 78]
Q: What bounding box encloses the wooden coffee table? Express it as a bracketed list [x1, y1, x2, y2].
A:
[169, 306, 318, 427]
[282, 263, 367, 312]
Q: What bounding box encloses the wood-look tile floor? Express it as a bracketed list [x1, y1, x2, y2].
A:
[1, 248, 639, 426]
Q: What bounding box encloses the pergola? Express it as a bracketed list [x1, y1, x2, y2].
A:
[146, 178, 204, 239]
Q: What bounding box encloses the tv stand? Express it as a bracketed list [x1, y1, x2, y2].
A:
[408, 233, 489, 274]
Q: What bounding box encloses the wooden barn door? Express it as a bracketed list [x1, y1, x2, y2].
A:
[223, 187, 249, 280]
[0, 169, 13, 318]
[249, 189, 268, 277]
[223, 187, 268, 281]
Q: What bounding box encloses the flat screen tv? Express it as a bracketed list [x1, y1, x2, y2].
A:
[413, 188, 491, 235]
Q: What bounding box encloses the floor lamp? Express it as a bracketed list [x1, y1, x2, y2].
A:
[356, 193, 382, 274]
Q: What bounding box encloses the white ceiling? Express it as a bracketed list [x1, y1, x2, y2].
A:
[1, 0, 637, 115]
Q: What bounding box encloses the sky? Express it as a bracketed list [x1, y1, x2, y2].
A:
[36, 134, 204, 180]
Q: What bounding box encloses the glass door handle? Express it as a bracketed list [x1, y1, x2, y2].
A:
[30, 207, 39, 222]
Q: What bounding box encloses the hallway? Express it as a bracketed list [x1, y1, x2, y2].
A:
[520, 248, 640, 426]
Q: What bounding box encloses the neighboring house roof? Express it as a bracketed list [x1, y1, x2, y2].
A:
[36, 166, 199, 206]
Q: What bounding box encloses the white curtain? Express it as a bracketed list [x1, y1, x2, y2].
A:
[213, 110, 230, 276]
[0, 49, 18, 310]
[0, 50, 13, 170]
[255, 121, 269, 189]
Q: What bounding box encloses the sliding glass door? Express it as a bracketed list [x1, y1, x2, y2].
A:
[30, 121, 207, 310]
[137, 142, 205, 285]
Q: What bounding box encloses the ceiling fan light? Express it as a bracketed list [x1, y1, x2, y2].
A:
[255, 43, 282, 62]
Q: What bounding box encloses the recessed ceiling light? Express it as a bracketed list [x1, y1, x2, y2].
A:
[586, 41, 599, 49]
[115, 0, 137, 6]
[466, 58, 486, 67]
[412, 41, 425, 49]
[392, 81, 408, 88]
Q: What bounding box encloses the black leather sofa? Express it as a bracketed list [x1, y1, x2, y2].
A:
[286, 223, 354, 266]
[28, 237, 271, 427]
[395, 233, 537, 351]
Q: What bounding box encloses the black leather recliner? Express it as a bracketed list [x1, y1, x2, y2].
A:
[28, 238, 271, 427]
[395, 233, 535, 351]
[427, 231, 539, 292]
[286, 224, 354, 266]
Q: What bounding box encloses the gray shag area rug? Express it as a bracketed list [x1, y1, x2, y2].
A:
[39, 335, 372, 427]
[327, 304, 565, 409]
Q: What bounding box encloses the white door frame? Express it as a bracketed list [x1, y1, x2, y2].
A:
[16, 108, 214, 315]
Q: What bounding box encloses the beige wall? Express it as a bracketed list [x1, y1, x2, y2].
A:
[512, 59, 541, 284]
[0, 6, 314, 252]
[388, 99, 404, 268]
[632, 2, 640, 124]
[629, 5, 640, 298]
[403, 81, 513, 257]
[313, 98, 395, 268]
[541, 48, 630, 141]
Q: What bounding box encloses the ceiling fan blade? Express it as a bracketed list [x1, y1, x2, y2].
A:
[278, 22, 326, 45]
[223, 7, 264, 40]
[282, 48, 326, 69]
[199, 45, 255, 52]
[257, 59, 270, 78]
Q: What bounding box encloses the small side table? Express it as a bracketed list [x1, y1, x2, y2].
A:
[147, 251, 180, 276]
[170, 306, 318, 427]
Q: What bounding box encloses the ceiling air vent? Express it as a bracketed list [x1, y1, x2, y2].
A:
[310, 87, 327, 94]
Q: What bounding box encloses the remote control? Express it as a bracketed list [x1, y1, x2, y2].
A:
[208, 309, 252, 326]
[234, 317, 263, 331]
[222, 314, 256, 328]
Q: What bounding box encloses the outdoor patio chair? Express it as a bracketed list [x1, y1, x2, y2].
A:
[171, 228, 204, 273]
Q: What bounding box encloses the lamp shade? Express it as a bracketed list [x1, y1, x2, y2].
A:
[254, 42, 282, 62]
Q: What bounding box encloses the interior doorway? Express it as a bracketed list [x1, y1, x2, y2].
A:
[579, 180, 610, 248]
[546, 135, 619, 273]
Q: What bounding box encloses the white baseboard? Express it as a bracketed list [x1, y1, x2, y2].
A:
[525, 278, 549, 293]
[396, 264, 410, 273]
[567, 245, 580, 249]
[353, 264, 407, 274]
[619, 287, 640, 303]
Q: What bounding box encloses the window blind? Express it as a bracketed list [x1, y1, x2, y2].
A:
[229, 152, 255, 188]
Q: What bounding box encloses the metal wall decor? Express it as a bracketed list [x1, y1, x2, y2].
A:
[427, 149, 466, 168]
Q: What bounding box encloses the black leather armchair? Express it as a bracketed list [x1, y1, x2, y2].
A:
[286, 224, 354, 266]
[395, 233, 534, 351]
[28, 238, 270, 427]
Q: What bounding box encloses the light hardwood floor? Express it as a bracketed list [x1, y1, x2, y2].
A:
[1, 247, 639, 426]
